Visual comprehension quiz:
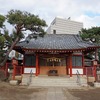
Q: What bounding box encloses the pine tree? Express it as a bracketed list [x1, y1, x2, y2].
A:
[0, 10, 47, 67]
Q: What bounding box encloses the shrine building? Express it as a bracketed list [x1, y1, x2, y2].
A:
[14, 34, 99, 77]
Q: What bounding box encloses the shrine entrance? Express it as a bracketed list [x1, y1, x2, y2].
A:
[39, 55, 68, 76]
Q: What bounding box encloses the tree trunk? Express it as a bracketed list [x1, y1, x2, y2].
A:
[0, 36, 20, 67]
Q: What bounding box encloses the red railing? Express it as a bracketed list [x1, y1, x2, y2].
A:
[5, 62, 23, 79]
[12, 65, 23, 80]
[85, 66, 96, 80]
[86, 67, 94, 77]
[15, 66, 23, 75]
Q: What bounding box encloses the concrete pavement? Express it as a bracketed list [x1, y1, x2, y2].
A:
[30, 87, 79, 100]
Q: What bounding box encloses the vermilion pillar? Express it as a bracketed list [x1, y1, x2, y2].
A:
[35, 54, 39, 76]
[12, 65, 16, 80]
[5, 63, 8, 77]
[95, 48, 98, 60]
[69, 53, 72, 77]
[82, 52, 85, 75]
[94, 65, 96, 80]
[21, 66, 23, 75]
[94, 49, 98, 81]
[93, 60, 97, 81]
[12, 58, 18, 80]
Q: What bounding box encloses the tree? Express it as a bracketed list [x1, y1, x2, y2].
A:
[80, 27, 100, 61]
[0, 14, 5, 28]
[80, 27, 100, 43]
[0, 10, 47, 67]
[0, 15, 6, 64]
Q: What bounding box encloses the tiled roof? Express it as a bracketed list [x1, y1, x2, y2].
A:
[16, 34, 99, 50]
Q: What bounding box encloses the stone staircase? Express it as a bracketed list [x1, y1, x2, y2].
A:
[21, 75, 88, 87]
[21, 74, 34, 85]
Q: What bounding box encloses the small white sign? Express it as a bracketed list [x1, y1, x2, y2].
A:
[24, 68, 36, 73]
[69, 68, 83, 74]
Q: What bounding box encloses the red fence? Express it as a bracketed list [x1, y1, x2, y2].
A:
[5, 62, 23, 79]
[86, 67, 94, 77]
[85, 67, 96, 81]
[15, 66, 23, 75]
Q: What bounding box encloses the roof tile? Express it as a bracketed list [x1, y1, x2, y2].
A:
[16, 34, 98, 50]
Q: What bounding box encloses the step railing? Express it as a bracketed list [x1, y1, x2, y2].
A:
[27, 70, 33, 85]
[76, 70, 81, 85]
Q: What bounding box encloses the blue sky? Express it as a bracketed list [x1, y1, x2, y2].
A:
[84, 11, 100, 18]
[0, 0, 100, 30]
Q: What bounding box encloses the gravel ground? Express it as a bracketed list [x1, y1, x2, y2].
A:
[68, 87, 100, 100]
[0, 82, 38, 100]
[0, 82, 100, 100]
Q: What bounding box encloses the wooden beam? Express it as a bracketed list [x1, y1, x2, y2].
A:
[12, 65, 16, 80]
[69, 53, 72, 77]
[82, 52, 85, 75]
[66, 57, 69, 75]
[5, 63, 8, 77]
[35, 54, 39, 76]
[95, 48, 98, 60]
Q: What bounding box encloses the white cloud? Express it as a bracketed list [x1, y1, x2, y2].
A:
[0, 0, 100, 29]
[75, 15, 100, 28]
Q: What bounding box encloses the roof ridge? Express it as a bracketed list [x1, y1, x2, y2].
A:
[73, 35, 82, 43]
[45, 34, 77, 35]
[16, 34, 98, 51]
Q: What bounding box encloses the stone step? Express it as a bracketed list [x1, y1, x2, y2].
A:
[30, 78, 87, 87]
[31, 81, 86, 85]
[94, 82, 100, 87]
[30, 84, 79, 87]
[30, 84, 80, 87]
[31, 78, 87, 83]
[31, 81, 79, 84]
[21, 74, 87, 87]
[31, 78, 87, 80]
[30, 82, 79, 85]
[31, 80, 87, 84]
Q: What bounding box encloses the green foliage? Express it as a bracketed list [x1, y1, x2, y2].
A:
[0, 15, 6, 64]
[10, 29, 25, 41]
[6, 9, 47, 41]
[7, 10, 47, 34]
[4, 30, 12, 44]
[80, 27, 100, 62]
[0, 50, 5, 63]
[0, 15, 5, 28]
[80, 27, 100, 43]
[0, 35, 5, 43]
[0, 9, 47, 66]
[0, 35, 5, 49]
[0, 30, 12, 63]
